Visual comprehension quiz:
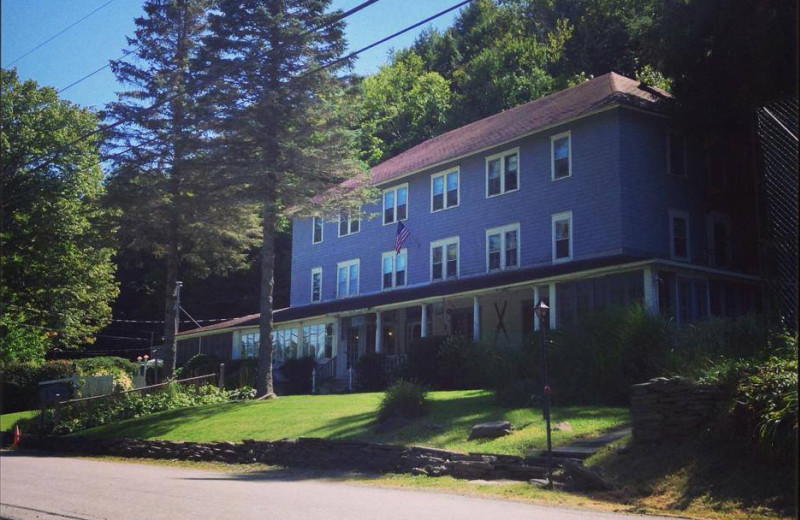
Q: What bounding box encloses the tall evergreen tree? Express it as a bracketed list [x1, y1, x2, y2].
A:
[105, 0, 260, 376]
[1, 69, 118, 354]
[204, 0, 366, 397]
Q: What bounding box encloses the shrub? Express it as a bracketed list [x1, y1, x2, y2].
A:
[176, 354, 222, 379]
[278, 356, 316, 394]
[436, 336, 492, 389]
[377, 380, 428, 423]
[355, 353, 387, 391]
[74, 356, 137, 392]
[406, 336, 445, 386]
[0, 360, 77, 413]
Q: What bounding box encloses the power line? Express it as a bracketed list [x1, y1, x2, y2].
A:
[59, 50, 134, 93]
[7, 0, 118, 66]
[299, 0, 474, 79]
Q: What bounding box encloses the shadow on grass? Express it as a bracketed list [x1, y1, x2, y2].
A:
[589, 437, 797, 518]
[82, 401, 244, 440]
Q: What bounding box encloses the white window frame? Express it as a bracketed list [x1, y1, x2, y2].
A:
[485, 222, 521, 272]
[310, 267, 322, 303]
[336, 259, 360, 298]
[430, 168, 460, 212]
[669, 209, 691, 261]
[312, 216, 324, 244]
[337, 212, 360, 237]
[429, 236, 460, 282]
[485, 148, 520, 198]
[382, 183, 409, 225]
[381, 249, 408, 290]
[551, 211, 573, 263]
[666, 129, 688, 178]
[550, 131, 572, 181]
[706, 212, 731, 268]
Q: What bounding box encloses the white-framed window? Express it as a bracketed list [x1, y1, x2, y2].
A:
[381, 249, 407, 290]
[669, 209, 690, 261]
[338, 212, 360, 237]
[486, 223, 520, 271]
[383, 184, 408, 225]
[430, 236, 459, 281]
[431, 168, 459, 212]
[667, 130, 687, 177]
[336, 259, 359, 298]
[486, 148, 519, 197]
[707, 213, 731, 268]
[240, 331, 260, 359]
[310, 267, 322, 303]
[551, 211, 573, 262]
[312, 216, 323, 244]
[551, 131, 572, 180]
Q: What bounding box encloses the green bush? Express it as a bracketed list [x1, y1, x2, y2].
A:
[436, 336, 491, 389]
[0, 360, 77, 413]
[277, 356, 316, 394]
[406, 336, 445, 386]
[377, 380, 428, 423]
[74, 356, 137, 392]
[20, 381, 233, 435]
[355, 353, 388, 391]
[176, 353, 222, 379]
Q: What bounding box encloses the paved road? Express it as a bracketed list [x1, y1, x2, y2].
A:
[1, 452, 662, 520]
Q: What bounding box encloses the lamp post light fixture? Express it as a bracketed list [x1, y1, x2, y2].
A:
[534, 299, 553, 488]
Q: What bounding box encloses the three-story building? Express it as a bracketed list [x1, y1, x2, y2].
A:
[177, 72, 759, 376]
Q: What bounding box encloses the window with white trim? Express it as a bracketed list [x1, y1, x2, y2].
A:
[336, 259, 359, 298]
[381, 249, 407, 290]
[552, 211, 573, 262]
[486, 149, 519, 197]
[310, 267, 322, 303]
[667, 130, 686, 177]
[431, 169, 459, 211]
[383, 184, 408, 225]
[272, 328, 298, 363]
[312, 217, 323, 244]
[486, 223, 520, 271]
[430, 237, 459, 281]
[338, 212, 360, 237]
[669, 209, 690, 261]
[551, 131, 572, 180]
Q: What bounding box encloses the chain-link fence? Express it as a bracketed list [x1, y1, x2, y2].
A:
[756, 97, 798, 330]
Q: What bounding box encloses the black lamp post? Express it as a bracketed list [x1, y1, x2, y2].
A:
[534, 299, 553, 488]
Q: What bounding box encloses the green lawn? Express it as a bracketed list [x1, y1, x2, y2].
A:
[83, 390, 628, 457]
[0, 410, 38, 431]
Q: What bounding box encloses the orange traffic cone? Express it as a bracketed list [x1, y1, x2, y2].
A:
[13, 424, 21, 448]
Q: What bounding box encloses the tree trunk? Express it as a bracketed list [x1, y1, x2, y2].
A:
[256, 172, 277, 398]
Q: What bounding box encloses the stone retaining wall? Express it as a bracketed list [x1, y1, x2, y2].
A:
[17, 435, 569, 481]
[630, 377, 721, 444]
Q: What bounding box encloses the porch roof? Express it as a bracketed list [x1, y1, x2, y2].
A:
[274, 254, 647, 324]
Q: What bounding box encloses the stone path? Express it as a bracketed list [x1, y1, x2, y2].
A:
[528, 426, 631, 461]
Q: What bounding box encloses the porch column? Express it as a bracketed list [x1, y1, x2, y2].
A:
[375, 311, 383, 353]
[643, 267, 659, 314]
[548, 283, 557, 330]
[421, 304, 428, 337]
[472, 296, 480, 343]
[533, 286, 540, 331]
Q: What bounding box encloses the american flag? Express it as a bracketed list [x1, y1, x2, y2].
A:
[395, 222, 410, 253]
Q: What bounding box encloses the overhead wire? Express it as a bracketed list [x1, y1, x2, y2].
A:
[6, 0, 118, 66]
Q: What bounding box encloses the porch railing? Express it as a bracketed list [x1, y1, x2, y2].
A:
[316, 357, 337, 379]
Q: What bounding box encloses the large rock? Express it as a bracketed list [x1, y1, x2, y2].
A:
[562, 460, 614, 491]
[468, 421, 513, 440]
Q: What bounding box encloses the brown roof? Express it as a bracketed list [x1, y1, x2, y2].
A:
[176, 313, 260, 337]
[369, 72, 669, 186]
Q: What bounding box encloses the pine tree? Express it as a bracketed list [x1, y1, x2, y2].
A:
[105, 0, 260, 376]
[204, 0, 367, 397]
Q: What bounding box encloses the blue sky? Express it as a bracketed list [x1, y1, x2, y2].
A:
[1, 0, 462, 109]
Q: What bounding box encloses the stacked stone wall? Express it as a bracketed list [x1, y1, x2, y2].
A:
[630, 377, 721, 444]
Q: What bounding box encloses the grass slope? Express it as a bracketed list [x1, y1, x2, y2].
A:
[0, 410, 38, 431]
[84, 390, 628, 456]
